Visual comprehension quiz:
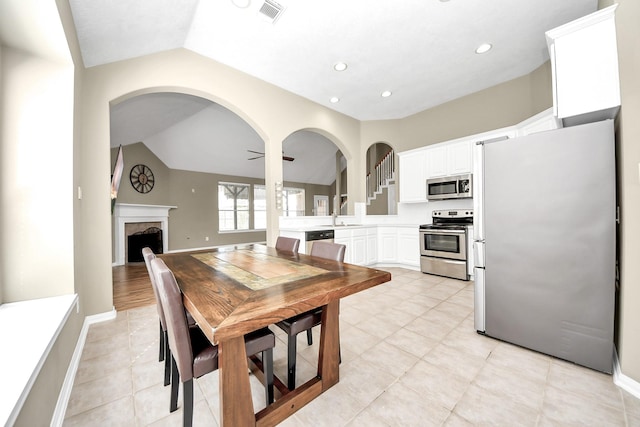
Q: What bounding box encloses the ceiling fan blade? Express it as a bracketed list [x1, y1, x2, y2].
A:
[247, 149, 264, 155]
[248, 155, 264, 160]
[282, 156, 295, 161]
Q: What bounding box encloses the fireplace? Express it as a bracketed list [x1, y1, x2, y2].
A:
[113, 203, 176, 266]
[128, 227, 163, 262]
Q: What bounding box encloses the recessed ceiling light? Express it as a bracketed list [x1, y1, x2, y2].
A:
[231, 0, 251, 8]
[381, 90, 392, 98]
[330, 97, 340, 103]
[333, 62, 348, 72]
[475, 43, 492, 54]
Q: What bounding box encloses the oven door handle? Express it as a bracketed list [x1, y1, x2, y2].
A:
[421, 229, 466, 235]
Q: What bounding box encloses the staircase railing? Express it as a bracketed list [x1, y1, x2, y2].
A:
[366, 149, 395, 203]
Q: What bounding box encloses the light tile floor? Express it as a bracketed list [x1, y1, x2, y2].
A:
[63, 268, 640, 426]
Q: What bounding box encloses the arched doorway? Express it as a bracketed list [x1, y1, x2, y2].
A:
[282, 130, 347, 217]
[109, 92, 268, 264]
[365, 142, 396, 215]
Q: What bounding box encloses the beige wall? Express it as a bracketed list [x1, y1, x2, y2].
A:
[111, 143, 172, 206]
[111, 143, 334, 254]
[611, 0, 640, 383]
[375, 62, 553, 153]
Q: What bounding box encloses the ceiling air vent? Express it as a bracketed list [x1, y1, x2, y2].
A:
[259, 0, 285, 23]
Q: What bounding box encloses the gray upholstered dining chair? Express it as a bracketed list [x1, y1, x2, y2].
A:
[275, 236, 300, 253]
[143, 247, 199, 387]
[142, 247, 175, 387]
[151, 257, 276, 426]
[275, 240, 346, 390]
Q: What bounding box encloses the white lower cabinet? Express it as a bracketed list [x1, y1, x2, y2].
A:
[334, 229, 351, 263]
[377, 227, 398, 264]
[366, 228, 377, 265]
[351, 229, 367, 266]
[396, 227, 420, 267]
[334, 227, 374, 266]
[281, 225, 421, 268]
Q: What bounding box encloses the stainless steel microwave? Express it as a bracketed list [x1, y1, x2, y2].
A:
[426, 173, 473, 200]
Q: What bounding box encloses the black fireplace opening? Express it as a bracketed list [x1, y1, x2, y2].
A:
[128, 227, 163, 262]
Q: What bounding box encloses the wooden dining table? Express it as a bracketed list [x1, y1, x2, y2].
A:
[160, 244, 391, 427]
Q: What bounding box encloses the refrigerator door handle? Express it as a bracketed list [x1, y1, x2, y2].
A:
[474, 267, 485, 332]
[473, 240, 485, 268]
[473, 141, 485, 241]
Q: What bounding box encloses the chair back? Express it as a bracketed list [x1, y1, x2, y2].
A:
[275, 236, 300, 253]
[151, 257, 195, 381]
[310, 241, 346, 262]
[142, 247, 168, 331]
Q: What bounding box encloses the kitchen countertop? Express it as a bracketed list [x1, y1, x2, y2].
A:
[279, 223, 419, 232]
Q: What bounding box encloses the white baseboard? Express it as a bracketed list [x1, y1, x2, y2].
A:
[613, 347, 640, 399]
[51, 307, 117, 426]
[373, 262, 421, 272]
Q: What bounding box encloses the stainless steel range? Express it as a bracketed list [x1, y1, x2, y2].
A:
[419, 209, 473, 280]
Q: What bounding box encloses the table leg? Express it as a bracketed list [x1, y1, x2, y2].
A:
[318, 300, 340, 390]
[219, 335, 255, 427]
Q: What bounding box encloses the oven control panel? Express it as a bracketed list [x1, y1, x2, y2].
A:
[432, 209, 473, 218]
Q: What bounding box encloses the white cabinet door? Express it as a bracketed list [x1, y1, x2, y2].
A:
[447, 141, 473, 175]
[426, 141, 472, 179]
[427, 145, 447, 178]
[396, 228, 420, 267]
[334, 229, 351, 264]
[398, 150, 427, 203]
[377, 227, 397, 263]
[351, 233, 367, 266]
[366, 228, 377, 265]
[546, 5, 620, 125]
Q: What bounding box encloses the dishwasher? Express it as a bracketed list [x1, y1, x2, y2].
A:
[305, 229, 335, 254]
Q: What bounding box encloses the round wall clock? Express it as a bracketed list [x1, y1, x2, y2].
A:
[130, 164, 155, 193]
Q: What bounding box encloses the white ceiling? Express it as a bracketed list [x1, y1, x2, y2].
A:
[7, 0, 599, 186]
[69, 0, 597, 120]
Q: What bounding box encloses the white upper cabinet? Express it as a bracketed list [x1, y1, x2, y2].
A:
[398, 149, 428, 203]
[398, 139, 473, 204]
[446, 140, 473, 175]
[427, 145, 447, 178]
[546, 5, 620, 127]
[399, 131, 511, 203]
[426, 140, 473, 179]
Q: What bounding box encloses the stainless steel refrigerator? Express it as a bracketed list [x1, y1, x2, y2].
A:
[473, 119, 616, 373]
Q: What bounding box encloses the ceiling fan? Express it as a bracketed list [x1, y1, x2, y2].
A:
[247, 149, 294, 161]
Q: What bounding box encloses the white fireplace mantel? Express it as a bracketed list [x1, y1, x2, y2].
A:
[114, 203, 176, 266]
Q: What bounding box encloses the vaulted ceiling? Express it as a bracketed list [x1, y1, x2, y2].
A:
[70, 0, 597, 121]
[2, 1, 599, 185]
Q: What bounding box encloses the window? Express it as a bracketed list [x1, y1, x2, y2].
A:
[253, 185, 266, 229]
[283, 187, 305, 217]
[218, 182, 249, 231]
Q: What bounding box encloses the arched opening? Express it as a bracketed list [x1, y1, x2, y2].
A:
[109, 91, 268, 265]
[365, 142, 396, 215]
[282, 130, 347, 217]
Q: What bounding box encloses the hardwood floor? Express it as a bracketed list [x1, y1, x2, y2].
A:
[112, 262, 156, 311]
